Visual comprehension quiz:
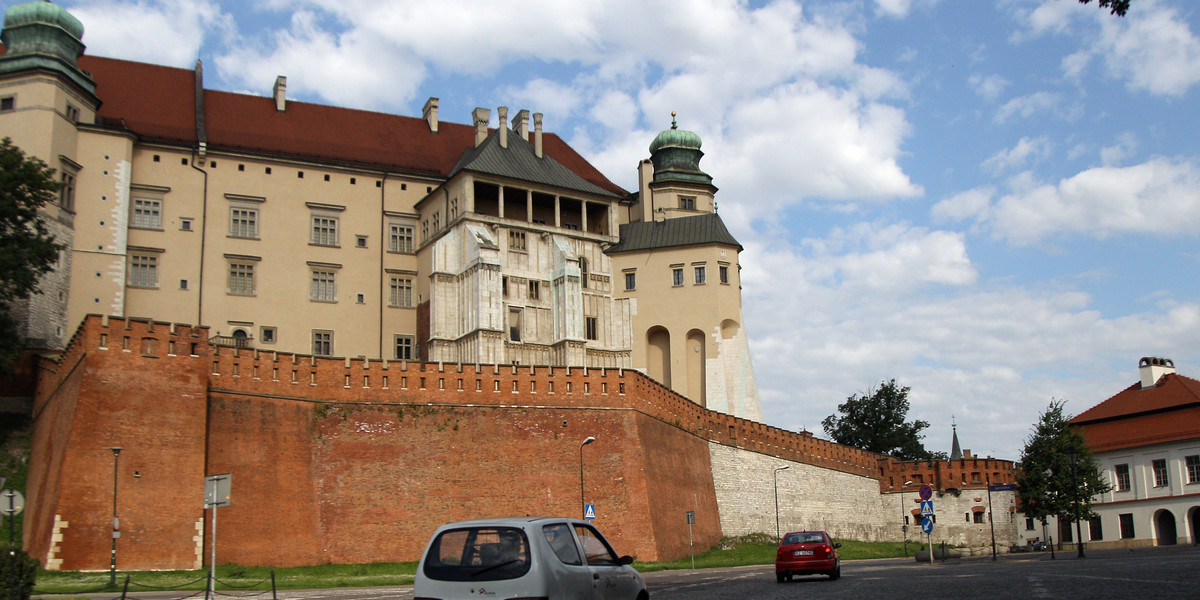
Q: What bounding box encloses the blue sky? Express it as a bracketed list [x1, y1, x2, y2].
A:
[46, 0, 1200, 460]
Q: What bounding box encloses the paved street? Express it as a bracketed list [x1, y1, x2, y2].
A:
[39, 545, 1199, 600]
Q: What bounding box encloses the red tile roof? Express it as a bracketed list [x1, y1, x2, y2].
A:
[74, 55, 627, 196]
[1070, 373, 1200, 452]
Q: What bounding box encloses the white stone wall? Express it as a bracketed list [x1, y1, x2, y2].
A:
[710, 442, 1020, 549]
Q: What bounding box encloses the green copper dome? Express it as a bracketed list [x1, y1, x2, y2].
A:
[648, 113, 713, 187]
[0, 1, 94, 96]
[4, 1, 84, 40]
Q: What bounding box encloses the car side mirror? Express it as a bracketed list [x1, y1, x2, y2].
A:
[618, 555, 634, 566]
[833, 543, 842, 549]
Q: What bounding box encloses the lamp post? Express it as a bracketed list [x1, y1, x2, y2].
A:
[108, 447, 122, 587]
[579, 436, 595, 519]
[773, 465, 789, 540]
[902, 480, 914, 556]
[1066, 447, 1085, 558]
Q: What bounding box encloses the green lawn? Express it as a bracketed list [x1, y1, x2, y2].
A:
[34, 536, 923, 593]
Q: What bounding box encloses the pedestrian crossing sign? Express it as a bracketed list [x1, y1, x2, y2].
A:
[584, 504, 596, 520]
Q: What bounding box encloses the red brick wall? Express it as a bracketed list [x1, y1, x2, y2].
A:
[31, 315, 1005, 570]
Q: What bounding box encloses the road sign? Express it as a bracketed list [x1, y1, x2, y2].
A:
[988, 484, 1017, 492]
[921, 517, 934, 534]
[204, 473, 232, 508]
[919, 485, 933, 500]
[2, 489, 24, 516]
[584, 504, 596, 520]
[920, 500, 934, 517]
[686, 511, 695, 524]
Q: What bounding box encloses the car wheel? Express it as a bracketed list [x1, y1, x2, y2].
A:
[829, 566, 841, 580]
[776, 572, 786, 583]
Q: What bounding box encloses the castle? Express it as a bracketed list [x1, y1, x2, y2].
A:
[5, 1, 1017, 570]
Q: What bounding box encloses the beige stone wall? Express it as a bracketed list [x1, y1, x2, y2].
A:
[710, 442, 1020, 548]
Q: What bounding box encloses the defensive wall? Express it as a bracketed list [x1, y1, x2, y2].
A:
[26, 315, 1017, 570]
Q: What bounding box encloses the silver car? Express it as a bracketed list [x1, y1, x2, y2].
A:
[414, 517, 648, 600]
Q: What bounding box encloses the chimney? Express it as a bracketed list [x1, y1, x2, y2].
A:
[1139, 357, 1175, 389]
[533, 112, 543, 158]
[273, 76, 287, 112]
[497, 106, 508, 148]
[473, 107, 490, 147]
[513, 109, 530, 139]
[422, 97, 439, 132]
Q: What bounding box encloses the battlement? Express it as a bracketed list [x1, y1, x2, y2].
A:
[60, 315, 888, 478]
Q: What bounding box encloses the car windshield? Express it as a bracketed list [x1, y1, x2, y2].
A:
[423, 527, 532, 582]
[782, 532, 825, 545]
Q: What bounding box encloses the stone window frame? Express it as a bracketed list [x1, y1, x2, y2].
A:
[1114, 463, 1131, 492]
[387, 270, 416, 308]
[307, 202, 344, 247]
[225, 254, 260, 296]
[127, 247, 163, 289]
[1186, 454, 1200, 485]
[308, 261, 341, 303]
[226, 193, 264, 240]
[130, 185, 170, 230]
[1151, 458, 1168, 488]
[394, 334, 416, 360]
[388, 217, 416, 253]
[312, 329, 334, 356]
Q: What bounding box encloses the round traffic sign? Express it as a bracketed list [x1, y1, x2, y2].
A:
[921, 517, 934, 534]
[919, 485, 933, 500]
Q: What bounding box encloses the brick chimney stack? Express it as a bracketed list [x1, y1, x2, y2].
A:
[473, 107, 490, 147]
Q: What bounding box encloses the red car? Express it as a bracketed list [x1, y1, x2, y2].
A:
[775, 530, 841, 582]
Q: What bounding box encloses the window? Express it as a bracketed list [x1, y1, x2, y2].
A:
[394, 335, 415, 360]
[311, 270, 337, 302]
[672, 267, 684, 287]
[585, 317, 598, 341]
[227, 261, 256, 295]
[1059, 520, 1072, 542]
[1187, 455, 1199, 484]
[679, 196, 695, 210]
[132, 197, 163, 229]
[973, 511, 985, 524]
[1152, 458, 1168, 488]
[230, 207, 258, 238]
[543, 523, 582, 566]
[580, 258, 588, 289]
[128, 254, 158, 288]
[1089, 516, 1103, 541]
[65, 103, 80, 122]
[1115, 464, 1131, 492]
[180, 218, 193, 231]
[1025, 517, 1035, 531]
[509, 230, 526, 251]
[1118, 513, 1135, 539]
[389, 222, 415, 253]
[719, 264, 729, 284]
[59, 169, 77, 211]
[528, 281, 540, 300]
[311, 216, 339, 246]
[509, 307, 523, 342]
[312, 330, 333, 356]
[389, 276, 414, 308]
[449, 198, 458, 219]
[624, 271, 636, 291]
[502, 276, 509, 297]
[0, 96, 13, 111]
[694, 265, 706, 285]
[572, 524, 621, 566]
[260, 327, 276, 344]
[356, 235, 368, 248]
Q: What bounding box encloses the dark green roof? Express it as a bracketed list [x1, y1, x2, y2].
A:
[606, 213, 742, 254]
[449, 130, 621, 199]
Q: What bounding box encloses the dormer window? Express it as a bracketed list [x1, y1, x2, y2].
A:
[679, 196, 696, 210]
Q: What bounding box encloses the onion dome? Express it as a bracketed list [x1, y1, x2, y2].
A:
[0, 1, 94, 95]
[648, 112, 712, 186]
[4, 1, 84, 41]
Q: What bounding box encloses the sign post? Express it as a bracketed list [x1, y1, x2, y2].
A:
[686, 511, 696, 571]
[204, 474, 232, 600]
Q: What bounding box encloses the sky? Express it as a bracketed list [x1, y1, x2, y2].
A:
[41, 0, 1200, 460]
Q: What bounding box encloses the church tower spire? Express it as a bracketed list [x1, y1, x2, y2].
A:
[950, 417, 963, 461]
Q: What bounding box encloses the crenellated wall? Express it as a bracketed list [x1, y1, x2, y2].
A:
[26, 315, 1019, 570]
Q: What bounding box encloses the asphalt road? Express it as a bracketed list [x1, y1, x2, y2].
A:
[39, 545, 1200, 600]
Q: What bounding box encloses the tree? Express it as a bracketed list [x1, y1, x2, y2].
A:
[1015, 400, 1111, 538]
[1077, 0, 1130, 17]
[0, 137, 64, 367]
[821, 379, 941, 460]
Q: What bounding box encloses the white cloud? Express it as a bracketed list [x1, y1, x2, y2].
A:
[967, 73, 1010, 102]
[66, 0, 231, 68]
[874, 0, 913, 19]
[994, 91, 1080, 123]
[983, 158, 1200, 244]
[931, 187, 994, 224]
[981, 136, 1053, 175]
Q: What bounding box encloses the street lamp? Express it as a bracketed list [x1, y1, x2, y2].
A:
[1065, 447, 1085, 558]
[902, 480, 914, 556]
[579, 436, 595, 519]
[108, 447, 122, 587]
[773, 465, 789, 540]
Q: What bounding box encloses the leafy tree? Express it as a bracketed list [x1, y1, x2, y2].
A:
[0, 137, 64, 367]
[1016, 400, 1112, 536]
[1077, 0, 1130, 17]
[821, 379, 940, 460]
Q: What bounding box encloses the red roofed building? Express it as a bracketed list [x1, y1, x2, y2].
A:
[0, 1, 762, 421]
[1065, 357, 1200, 548]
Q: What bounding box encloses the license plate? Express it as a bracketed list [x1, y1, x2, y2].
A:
[794, 550, 813, 556]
